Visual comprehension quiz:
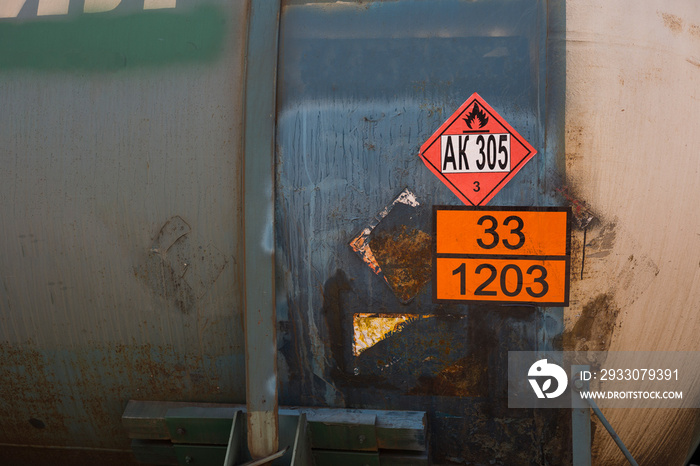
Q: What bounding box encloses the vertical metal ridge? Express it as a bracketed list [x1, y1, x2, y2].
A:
[242, 0, 281, 459]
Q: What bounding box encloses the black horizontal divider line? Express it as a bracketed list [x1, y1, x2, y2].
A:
[436, 254, 568, 261]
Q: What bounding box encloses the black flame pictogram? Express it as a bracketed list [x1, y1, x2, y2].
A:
[463, 102, 489, 129]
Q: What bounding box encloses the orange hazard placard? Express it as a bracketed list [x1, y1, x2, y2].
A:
[435, 258, 568, 304]
[436, 208, 569, 256]
[419, 93, 536, 206]
[434, 206, 570, 306]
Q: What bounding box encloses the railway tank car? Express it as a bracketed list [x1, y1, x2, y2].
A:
[1, 0, 699, 464]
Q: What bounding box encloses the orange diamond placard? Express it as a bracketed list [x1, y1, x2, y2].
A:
[419, 93, 537, 206]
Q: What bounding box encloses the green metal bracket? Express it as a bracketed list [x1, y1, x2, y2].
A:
[173, 444, 227, 465]
[123, 400, 428, 465]
[166, 407, 240, 445]
[307, 412, 377, 451]
[312, 450, 380, 466]
[290, 414, 312, 466]
[223, 411, 243, 466]
[131, 439, 179, 466]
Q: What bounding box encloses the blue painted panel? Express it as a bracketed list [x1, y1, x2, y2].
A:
[276, 0, 568, 463]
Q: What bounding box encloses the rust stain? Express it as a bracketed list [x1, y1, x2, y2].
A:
[352, 313, 429, 356]
[408, 354, 488, 397]
[659, 12, 684, 35]
[687, 57, 700, 68]
[642, 67, 664, 84]
[369, 225, 432, 303]
[0, 340, 231, 451]
[349, 228, 382, 275]
[0, 342, 68, 446]
[564, 123, 586, 180]
[555, 185, 597, 229]
[561, 293, 620, 353]
[418, 102, 444, 119]
[565, 125, 584, 156]
[349, 188, 423, 302]
[690, 23, 700, 39]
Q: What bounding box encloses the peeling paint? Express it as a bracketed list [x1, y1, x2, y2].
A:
[349, 188, 425, 302]
[352, 313, 429, 356]
[369, 225, 431, 303]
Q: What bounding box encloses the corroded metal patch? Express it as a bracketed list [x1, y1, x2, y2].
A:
[370, 226, 432, 304]
[349, 188, 419, 276]
[352, 313, 430, 357]
[349, 189, 430, 303]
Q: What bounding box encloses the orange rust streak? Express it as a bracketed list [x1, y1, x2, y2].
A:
[349, 232, 383, 275]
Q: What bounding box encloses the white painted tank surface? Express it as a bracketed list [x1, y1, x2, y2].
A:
[562, 0, 700, 464]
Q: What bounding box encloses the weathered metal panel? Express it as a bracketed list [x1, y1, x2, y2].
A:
[275, 0, 568, 463]
[243, 0, 282, 458]
[562, 1, 700, 464]
[0, 0, 249, 461]
[2, 0, 699, 464]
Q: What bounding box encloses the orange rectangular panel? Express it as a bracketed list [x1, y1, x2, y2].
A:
[435, 207, 570, 257]
[435, 257, 569, 305]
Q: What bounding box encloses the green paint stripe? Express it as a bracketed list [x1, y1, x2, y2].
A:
[0, 6, 226, 71]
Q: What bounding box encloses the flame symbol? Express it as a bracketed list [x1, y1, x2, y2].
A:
[463, 102, 489, 129]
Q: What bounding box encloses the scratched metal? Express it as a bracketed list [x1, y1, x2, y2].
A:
[275, 0, 568, 464]
[349, 188, 428, 303]
[243, 0, 282, 458]
[0, 0, 248, 462]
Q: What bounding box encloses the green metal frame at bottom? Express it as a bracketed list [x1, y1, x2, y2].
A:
[122, 400, 428, 466]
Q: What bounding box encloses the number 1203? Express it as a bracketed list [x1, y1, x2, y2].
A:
[435, 257, 567, 304]
[453, 262, 548, 298]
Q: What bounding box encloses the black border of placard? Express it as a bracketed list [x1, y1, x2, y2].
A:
[432, 206, 571, 306]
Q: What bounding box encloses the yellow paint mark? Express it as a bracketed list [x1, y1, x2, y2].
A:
[352, 313, 430, 356]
